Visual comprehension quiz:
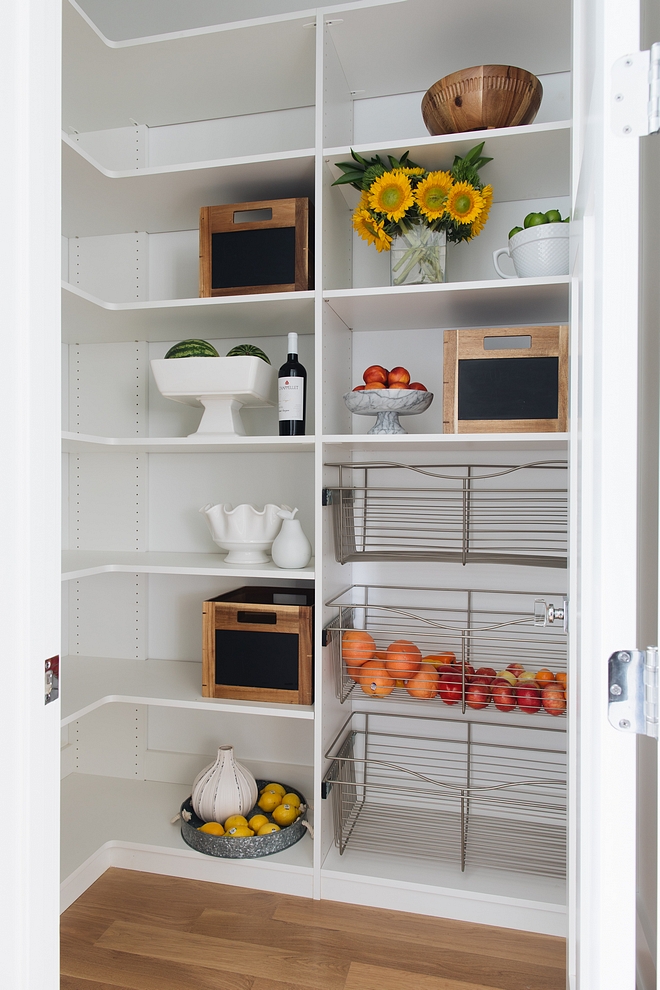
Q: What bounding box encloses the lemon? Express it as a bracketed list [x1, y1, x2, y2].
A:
[198, 822, 225, 835]
[257, 823, 281, 835]
[258, 791, 282, 813]
[224, 815, 248, 831]
[248, 814, 270, 832]
[272, 803, 299, 827]
[260, 782, 286, 796]
[226, 826, 254, 837]
[281, 793, 301, 808]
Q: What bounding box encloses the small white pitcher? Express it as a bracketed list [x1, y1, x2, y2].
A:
[271, 507, 312, 569]
[493, 223, 569, 279]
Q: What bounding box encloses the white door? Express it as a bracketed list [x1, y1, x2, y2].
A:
[572, 0, 659, 986]
[0, 0, 62, 987]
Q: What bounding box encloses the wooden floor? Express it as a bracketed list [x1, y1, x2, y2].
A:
[61, 869, 566, 990]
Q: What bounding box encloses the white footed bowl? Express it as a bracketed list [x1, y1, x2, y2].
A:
[344, 389, 434, 435]
[151, 356, 276, 438]
[493, 223, 569, 279]
[200, 502, 285, 563]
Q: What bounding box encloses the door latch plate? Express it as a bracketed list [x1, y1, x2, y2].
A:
[608, 648, 658, 737]
[45, 655, 59, 705]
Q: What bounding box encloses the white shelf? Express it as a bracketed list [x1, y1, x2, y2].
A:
[62, 431, 315, 454]
[61, 772, 314, 884]
[62, 283, 314, 344]
[326, 120, 571, 206]
[63, 138, 315, 238]
[63, 2, 317, 133]
[322, 432, 570, 452]
[324, 278, 571, 332]
[60, 656, 314, 724]
[62, 550, 315, 581]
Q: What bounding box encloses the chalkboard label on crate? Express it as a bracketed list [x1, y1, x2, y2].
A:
[458, 356, 559, 421]
[444, 325, 568, 433]
[211, 227, 296, 290]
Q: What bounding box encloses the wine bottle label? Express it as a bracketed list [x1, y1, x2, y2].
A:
[278, 377, 304, 421]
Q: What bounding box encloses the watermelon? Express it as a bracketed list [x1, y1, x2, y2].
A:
[164, 339, 219, 359]
[226, 344, 271, 364]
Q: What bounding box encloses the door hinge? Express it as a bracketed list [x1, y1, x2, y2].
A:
[611, 43, 660, 137]
[608, 648, 659, 737]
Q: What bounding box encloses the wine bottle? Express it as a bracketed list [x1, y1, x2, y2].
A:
[278, 332, 307, 436]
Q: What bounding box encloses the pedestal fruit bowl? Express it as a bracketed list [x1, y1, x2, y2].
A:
[200, 502, 286, 563]
[344, 388, 434, 435]
[150, 355, 276, 438]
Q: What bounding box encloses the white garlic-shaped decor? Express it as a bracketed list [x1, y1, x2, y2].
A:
[271, 506, 312, 569]
[191, 745, 258, 824]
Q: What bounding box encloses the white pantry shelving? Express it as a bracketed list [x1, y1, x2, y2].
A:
[61, 656, 314, 725]
[62, 284, 315, 343]
[61, 551, 316, 581]
[61, 0, 574, 938]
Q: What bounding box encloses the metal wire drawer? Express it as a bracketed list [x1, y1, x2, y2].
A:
[325, 585, 568, 717]
[324, 711, 567, 878]
[324, 459, 568, 568]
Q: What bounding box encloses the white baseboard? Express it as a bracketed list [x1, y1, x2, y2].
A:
[320, 869, 567, 937]
[61, 840, 314, 913]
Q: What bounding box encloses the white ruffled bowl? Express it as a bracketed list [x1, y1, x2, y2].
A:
[200, 502, 285, 563]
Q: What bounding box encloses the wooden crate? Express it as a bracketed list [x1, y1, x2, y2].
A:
[202, 586, 313, 704]
[443, 325, 568, 433]
[199, 198, 313, 297]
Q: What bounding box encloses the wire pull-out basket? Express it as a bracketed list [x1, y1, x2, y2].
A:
[324, 711, 566, 878]
[324, 460, 568, 568]
[325, 585, 568, 718]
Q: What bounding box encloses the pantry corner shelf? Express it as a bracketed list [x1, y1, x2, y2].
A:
[60, 656, 315, 725]
[61, 550, 315, 581]
[61, 282, 315, 343]
[62, 431, 315, 454]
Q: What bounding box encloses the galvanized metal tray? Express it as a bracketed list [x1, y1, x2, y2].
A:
[180, 780, 308, 859]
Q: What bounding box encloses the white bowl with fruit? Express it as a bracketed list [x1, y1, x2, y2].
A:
[151, 340, 275, 437]
[344, 364, 433, 434]
[493, 209, 570, 279]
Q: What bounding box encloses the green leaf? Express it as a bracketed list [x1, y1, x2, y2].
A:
[331, 172, 365, 187]
[350, 149, 369, 165]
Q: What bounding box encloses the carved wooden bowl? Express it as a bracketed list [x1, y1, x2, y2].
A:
[422, 65, 543, 135]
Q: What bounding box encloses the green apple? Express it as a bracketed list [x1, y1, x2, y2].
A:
[524, 212, 549, 228]
[544, 209, 562, 223]
[508, 226, 523, 239]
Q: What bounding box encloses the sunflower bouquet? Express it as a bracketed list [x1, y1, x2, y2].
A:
[333, 143, 493, 285]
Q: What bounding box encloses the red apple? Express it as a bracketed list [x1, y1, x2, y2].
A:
[495, 670, 517, 686]
[506, 663, 525, 680]
[459, 663, 475, 682]
[475, 667, 497, 679]
[408, 382, 427, 391]
[438, 671, 462, 706]
[363, 365, 388, 385]
[352, 385, 366, 391]
[516, 682, 541, 714]
[542, 683, 566, 716]
[466, 681, 491, 710]
[492, 682, 516, 712]
[471, 674, 494, 687]
[364, 381, 387, 390]
[388, 382, 410, 390]
[387, 366, 411, 386]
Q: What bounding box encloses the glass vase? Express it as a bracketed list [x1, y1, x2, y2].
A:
[390, 226, 447, 286]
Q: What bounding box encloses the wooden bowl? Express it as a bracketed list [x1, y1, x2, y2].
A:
[421, 65, 543, 135]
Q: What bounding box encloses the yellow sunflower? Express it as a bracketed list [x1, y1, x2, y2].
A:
[445, 182, 484, 225]
[414, 170, 454, 220]
[368, 170, 414, 222]
[399, 167, 426, 176]
[352, 207, 393, 252]
[469, 184, 493, 238]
